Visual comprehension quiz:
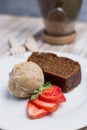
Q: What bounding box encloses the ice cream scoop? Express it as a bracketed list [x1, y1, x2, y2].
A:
[8, 61, 44, 98]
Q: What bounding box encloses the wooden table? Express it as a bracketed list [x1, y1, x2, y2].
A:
[0, 14, 87, 58]
[0, 15, 87, 130]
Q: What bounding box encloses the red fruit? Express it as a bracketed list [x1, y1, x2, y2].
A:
[39, 85, 66, 103]
[27, 101, 49, 119]
[43, 85, 62, 95]
[32, 99, 59, 112]
[39, 92, 66, 103]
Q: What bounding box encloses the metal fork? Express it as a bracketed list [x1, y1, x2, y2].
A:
[9, 37, 26, 57]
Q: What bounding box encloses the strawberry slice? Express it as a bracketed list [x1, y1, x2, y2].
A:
[42, 85, 62, 95]
[32, 99, 59, 112]
[39, 92, 66, 103]
[27, 101, 49, 119]
[39, 85, 66, 103]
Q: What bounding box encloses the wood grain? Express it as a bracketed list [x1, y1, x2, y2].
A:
[0, 15, 87, 59]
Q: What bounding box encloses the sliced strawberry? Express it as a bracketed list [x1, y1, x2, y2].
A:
[39, 92, 66, 103]
[27, 101, 49, 119]
[42, 85, 62, 95]
[39, 85, 66, 103]
[32, 99, 59, 112]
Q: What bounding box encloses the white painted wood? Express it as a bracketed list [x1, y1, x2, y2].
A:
[0, 15, 87, 60]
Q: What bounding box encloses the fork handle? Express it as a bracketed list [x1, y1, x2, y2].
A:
[9, 37, 19, 47]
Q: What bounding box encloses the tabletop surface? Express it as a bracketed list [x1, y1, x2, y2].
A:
[0, 14, 87, 130]
[0, 15, 87, 58]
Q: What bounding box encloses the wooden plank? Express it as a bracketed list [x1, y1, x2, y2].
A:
[0, 15, 87, 59]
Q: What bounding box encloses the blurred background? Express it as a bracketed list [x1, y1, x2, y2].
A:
[0, 0, 87, 21]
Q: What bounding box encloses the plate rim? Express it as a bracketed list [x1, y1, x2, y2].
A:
[0, 51, 87, 130]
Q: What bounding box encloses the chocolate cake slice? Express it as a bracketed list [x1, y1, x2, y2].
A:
[28, 52, 81, 93]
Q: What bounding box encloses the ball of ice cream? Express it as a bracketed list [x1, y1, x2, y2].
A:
[8, 61, 44, 98]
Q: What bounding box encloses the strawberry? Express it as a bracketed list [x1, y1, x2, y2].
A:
[39, 92, 66, 103]
[42, 85, 62, 95]
[39, 85, 66, 103]
[32, 99, 59, 112]
[27, 101, 49, 119]
[27, 82, 66, 119]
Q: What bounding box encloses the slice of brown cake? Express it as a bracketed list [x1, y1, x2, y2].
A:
[28, 52, 81, 93]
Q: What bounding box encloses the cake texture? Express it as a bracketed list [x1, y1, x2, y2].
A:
[28, 52, 81, 93]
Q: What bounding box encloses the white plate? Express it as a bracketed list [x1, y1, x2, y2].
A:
[0, 51, 87, 130]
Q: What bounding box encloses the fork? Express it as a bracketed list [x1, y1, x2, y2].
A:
[9, 37, 26, 57]
[25, 35, 39, 52]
